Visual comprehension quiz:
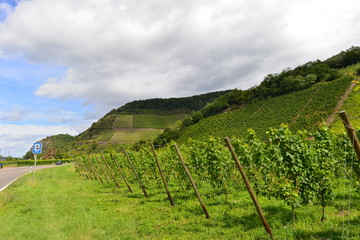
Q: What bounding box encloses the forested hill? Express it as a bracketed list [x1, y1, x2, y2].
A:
[109, 90, 230, 115]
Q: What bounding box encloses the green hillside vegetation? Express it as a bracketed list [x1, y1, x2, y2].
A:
[329, 63, 360, 133]
[68, 92, 231, 154]
[75, 90, 230, 143]
[113, 115, 133, 128]
[112, 129, 164, 142]
[177, 76, 353, 142]
[132, 114, 187, 129]
[116, 90, 230, 115]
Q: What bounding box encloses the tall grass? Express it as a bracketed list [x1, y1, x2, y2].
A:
[0, 165, 359, 239]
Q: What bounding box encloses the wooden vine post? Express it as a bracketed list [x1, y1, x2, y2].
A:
[339, 110, 360, 163]
[122, 148, 149, 198]
[87, 156, 104, 184]
[101, 155, 121, 188]
[110, 153, 133, 193]
[79, 157, 94, 180]
[150, 143, 175, 207]
[173, 144, 210, 219]
[94, 155, 111, 183]
[225, 137, 273, 238]
[73, 158, 81, 176]
[75, 157, 86, 178]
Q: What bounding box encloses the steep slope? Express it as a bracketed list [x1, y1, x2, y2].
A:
[177, 76, 355, 141]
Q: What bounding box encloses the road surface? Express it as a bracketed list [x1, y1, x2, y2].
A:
[0, 165, 62, 191]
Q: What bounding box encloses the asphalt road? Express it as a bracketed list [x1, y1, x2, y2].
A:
[0, 165, 61, 191]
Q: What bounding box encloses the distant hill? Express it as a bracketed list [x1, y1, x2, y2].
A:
[23, 134, 75, 159]
[64, 90, 230, 154]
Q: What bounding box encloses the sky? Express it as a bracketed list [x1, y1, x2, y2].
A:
[0, 0, 359, 157]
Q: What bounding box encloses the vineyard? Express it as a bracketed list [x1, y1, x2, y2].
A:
[178, 76, 353, 141]
[75, 119, 360, 239]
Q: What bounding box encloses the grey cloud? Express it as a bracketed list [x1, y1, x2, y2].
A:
[0, 107, 30, 122]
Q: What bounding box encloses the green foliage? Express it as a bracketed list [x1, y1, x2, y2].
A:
[112, 115, 132, 128]
[325, 46, 360, 69]
[178, 77, 353, 141]
[111, 129, 163, 142]
[153, 128, 181, 147]
[356, 67, 360, 76]
[133, 114, 188, 129]
[77, 114, 117, 141]
[77, 125, 359, 224]
[116, 90, 230, 115]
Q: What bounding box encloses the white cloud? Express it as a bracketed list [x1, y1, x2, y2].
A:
[1, 0, 358, 110]
[0, 123, 78, 157]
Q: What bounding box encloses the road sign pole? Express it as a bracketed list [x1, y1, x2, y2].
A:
[32, 154, 37, 186]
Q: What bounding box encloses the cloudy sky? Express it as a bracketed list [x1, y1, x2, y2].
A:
[0, 0, 359, 157]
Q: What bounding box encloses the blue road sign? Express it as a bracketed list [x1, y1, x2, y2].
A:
[32, 142, 42, 154]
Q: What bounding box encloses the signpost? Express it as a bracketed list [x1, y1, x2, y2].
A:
[32, 142, 42, 167]
[31, 143, 42, 184]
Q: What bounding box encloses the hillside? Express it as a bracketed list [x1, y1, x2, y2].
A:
[67, 90, 229, 154]
[177, 76, 354, 141]
[23, 134, 75, 159]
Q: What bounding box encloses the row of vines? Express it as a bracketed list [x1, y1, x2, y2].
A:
[74, 124, 359, 237]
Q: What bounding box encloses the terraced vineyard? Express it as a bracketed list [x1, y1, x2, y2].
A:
[96, 114, 188, 143]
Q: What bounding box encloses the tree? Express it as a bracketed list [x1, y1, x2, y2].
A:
[23, 151, 33, 160]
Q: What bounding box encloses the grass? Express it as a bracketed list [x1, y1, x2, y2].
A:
[112, 129, 164, 143]
[113, 115, 133, 128]
[112, 114, 188, 129]
[0, 166, 359, 239]
[330, 82, 360, 133]
[97, 130, 116, 141]
[133, 114, 188, 129]
[330, 63, 360, 133]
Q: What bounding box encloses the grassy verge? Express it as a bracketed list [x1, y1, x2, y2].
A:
[0, 165, 359, 239]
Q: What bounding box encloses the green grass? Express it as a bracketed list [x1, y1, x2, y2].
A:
[97, 130, 116, 141]
[113, 115, 133, 128]
[112, 129, 164, 143]
[330, 83, 360, 133]
[0, 166, 359, 239]
[112, 114, 188, 129]
[133, 114, 188, 129]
